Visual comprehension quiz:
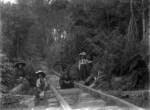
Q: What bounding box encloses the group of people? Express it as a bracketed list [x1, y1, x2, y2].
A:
[14, 62, 48, 102]
[14, 51, 93, 102]
[59, 52, 93, 89]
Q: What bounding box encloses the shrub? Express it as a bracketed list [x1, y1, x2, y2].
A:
[0, 55, 17, 90]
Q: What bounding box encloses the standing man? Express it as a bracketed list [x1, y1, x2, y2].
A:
[78, 52, 92, 81]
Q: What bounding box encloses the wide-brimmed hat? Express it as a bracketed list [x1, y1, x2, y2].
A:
[79, 52, 86, 56]
[15, 62, 26, 68]
[35, 70, 46, 78]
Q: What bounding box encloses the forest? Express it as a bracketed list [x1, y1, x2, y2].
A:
[0, 0, 149, 108]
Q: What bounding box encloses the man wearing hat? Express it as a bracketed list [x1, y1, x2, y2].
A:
[35, 70, 47, 100]
[78, 52, 92, 81]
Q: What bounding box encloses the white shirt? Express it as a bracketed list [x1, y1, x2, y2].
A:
[78, 59, 92, 70]
[36, 78, 47, 87]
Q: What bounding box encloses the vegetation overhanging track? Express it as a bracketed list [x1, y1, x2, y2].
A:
[50, 68, 145, 110]
[46, 75, 72, 110]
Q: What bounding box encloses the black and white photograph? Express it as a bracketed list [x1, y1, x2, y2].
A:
[0, 0, 149, 110]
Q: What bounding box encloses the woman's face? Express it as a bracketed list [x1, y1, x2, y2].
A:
[18, 64, 23, 69]
[63, 70, 68, 76]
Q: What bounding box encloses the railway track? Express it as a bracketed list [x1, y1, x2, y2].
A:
[33, 69, 145, 110]
[50, 69, 145, 110]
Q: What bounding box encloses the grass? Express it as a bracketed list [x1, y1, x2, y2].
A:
[120, 94, 150, 108]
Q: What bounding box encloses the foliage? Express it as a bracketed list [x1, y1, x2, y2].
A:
[1, 0, 149, 91]
[121, 92, 150, 108]
[66, 0, 149, 90]
[0, 54, 17, 90]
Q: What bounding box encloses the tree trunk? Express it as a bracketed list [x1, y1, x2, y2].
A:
[15, 32, 20, 58]
[148, 0, 150, 81]
[106, 8, 110, 28]
[130, 0, 133, 15]
[17, 35, 20, 58]
[0, 1, 2, 51]
[142, 0, 146, 40]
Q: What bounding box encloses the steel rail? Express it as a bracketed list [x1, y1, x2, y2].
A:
[51, 68, 145, 110]
[46, 75, 72, 110]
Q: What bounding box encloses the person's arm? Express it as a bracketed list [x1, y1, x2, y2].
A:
[64, 78, 69, 83]
[63, 76, 70, 83]
[36, 79, 40, 87]
[44, 78, 48, 87]
[86, 59, 92, 63]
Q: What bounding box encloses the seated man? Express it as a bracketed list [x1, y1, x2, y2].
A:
[35, 70, 47, 100]
[59, 70, 74, 89]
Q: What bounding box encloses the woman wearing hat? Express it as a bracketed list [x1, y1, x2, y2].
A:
[14, 62, 31, 93]
[78, 52, 92, 81]
[15, 62, 26, 79]
[35, 70, 47, 100]
[59, 69, 74, 89]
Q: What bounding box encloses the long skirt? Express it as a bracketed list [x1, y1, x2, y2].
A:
[80, 64, 88, 80]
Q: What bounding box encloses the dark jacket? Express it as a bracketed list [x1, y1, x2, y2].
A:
[15, 68, 26, 78]
[59, 73, 74, 89]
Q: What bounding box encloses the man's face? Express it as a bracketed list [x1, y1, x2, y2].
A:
[39, 74, 42, 78]
[79, 56, 83, 59]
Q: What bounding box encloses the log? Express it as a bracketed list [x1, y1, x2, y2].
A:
[10, 84, 23, 94]
[103, 90, 150, 97]
[19, 95, 35, 108]
[2, 94, 35, 108]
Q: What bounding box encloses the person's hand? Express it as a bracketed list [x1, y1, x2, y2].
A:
[65, 81, 69, 83]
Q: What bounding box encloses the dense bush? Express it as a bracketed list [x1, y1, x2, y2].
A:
[0, 55, 17, 90]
